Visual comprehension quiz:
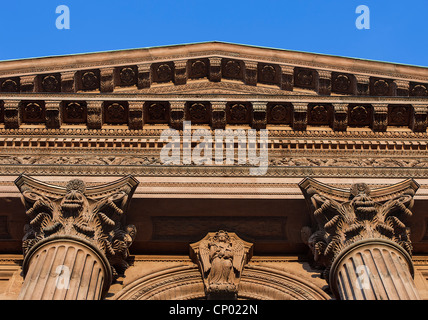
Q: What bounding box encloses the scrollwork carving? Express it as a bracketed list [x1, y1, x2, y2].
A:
[17, 175, 139, 279]
[300, 180, 417, 281]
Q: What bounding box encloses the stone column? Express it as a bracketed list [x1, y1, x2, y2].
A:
[299, 178, 421, 300]
[15, 174, 139, 300]
[18, 236, 111, 300]
[330, 239, 420, 300]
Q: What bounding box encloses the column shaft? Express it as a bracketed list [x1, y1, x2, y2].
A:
[18, 237, 111, 300]
[330, 240, 420, 300]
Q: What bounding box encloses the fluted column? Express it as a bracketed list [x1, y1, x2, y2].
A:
[19, 236, 111, 300]
[15, 174, 139, 300]
[330, 239, 420, 300]
[299, 178, 421, 300]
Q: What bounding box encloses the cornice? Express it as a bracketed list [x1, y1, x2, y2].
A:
[0, 42, 427, 81]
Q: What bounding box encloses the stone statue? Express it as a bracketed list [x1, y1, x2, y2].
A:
[191, 230, 252, 299]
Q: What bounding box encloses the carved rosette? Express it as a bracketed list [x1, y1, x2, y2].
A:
[190, 230, 253, 300]
[16, 174, 139, 286]
[299, 178, 420, 300]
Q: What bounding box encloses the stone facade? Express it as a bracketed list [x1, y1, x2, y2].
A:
[0, 42, 428, 300]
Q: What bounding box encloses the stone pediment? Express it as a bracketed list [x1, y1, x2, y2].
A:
[0, 41, 427, 97]
[0, 41, 427, 133]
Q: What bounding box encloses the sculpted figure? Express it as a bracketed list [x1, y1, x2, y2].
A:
[198, 230, 245, 296]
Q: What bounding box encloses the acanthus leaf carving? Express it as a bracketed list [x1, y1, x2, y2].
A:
[299, 178, 418, 282]
[16, 174, 139, 279]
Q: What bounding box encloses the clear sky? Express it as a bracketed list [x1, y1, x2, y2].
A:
[0, 0, 427, 67]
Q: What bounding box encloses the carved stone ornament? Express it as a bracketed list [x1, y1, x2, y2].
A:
[411, 84, 428, 96]
[81, 70, 99, 90]
[299, 178, 419, 281]
[15, 174, 139, 279]
[1, 78, 19, 92]
[190, 230, 253, 300]
[190, 59, 208, 78]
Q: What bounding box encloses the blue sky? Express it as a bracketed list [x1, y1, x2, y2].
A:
[0, 0, 427, 67]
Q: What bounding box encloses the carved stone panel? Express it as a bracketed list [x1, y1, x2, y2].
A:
[190, 230, 253, 299]
[152, 62, 174, 83]
[144, 101, 170, 123]
[187, 102, 210, 124]
[348, 104, 372, 127]
[78, 70, 100, 91]
[410, 83, 428, 97]
[370, 77, 396, 96]
[388, 104, 410, 126]
[308, 104, 332, 125]
[189, 59, 209, 79]
[62, 101, 87, 124]
[267, 103, 292, 124]
[222, 59, 243, 80]
[39, 74, 61, 92]
[258, 63, 279, 85]
[227, 102, 251, 124]
[0, 78, 20, 92]
[294, 67, 317, 90]
[331, 72, 355, 95]
[118, 66, 138, 87]
[21, 101, 45, 123]
[104, 101, 129, 125]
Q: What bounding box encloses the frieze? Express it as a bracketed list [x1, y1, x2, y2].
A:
[2, 163, 428, 179]
[2, 155, 428, 168]
[0, 96, 426, 132]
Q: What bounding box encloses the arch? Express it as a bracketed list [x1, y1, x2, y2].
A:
[112, 264, 331, 300]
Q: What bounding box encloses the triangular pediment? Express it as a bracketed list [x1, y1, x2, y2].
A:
[0, 41, 427, 134]
[0, 41, 426, 97]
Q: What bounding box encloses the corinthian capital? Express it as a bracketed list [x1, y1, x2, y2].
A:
[299, 178, 419, 280]
[15, 174, 139, 278]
